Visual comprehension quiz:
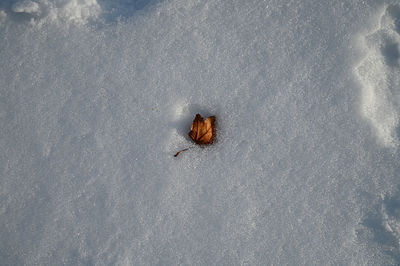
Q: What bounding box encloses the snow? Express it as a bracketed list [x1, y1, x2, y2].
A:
[355, 4, 400, 148]
[11, 0, 39, 15]
[1, 0, 400, 265]
[8, 0, 100, 25]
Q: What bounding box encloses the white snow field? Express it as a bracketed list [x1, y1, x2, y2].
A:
[1, 0, 400, 265]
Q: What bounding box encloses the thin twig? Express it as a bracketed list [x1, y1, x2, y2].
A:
[174, 148, 190, 157]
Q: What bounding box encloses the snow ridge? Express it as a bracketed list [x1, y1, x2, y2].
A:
[355, 4, 400, 148]
[8, 0, 101, 25]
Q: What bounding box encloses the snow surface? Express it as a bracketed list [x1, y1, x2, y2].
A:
[355, 4, 400, 148]
[1, 0, 400, 265]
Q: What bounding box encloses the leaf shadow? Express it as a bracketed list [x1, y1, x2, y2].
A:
[169, 103, 217, 140]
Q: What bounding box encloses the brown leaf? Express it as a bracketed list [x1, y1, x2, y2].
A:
[188, 114, 216, 145]
[174, 114, 216, 157]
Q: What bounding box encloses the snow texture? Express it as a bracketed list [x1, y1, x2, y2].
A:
[7, 0, 100, 25]
[1, 0, 400, 265]
[355, 4, 400, 148]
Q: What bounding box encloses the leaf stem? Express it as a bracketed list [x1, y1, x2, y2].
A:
[174, 148, 190, 157]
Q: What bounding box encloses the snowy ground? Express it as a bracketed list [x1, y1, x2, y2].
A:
[1, 0, 400, 265]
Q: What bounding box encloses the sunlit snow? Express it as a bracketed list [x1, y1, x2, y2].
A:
[1, 0, 400, 265]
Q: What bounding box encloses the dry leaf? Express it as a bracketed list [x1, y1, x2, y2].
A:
[188, 114, 216, 145]
[174, 113, 216, 157]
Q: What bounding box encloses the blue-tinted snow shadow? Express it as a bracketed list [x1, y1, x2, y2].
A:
[0, 0, 14, 9]
[360, 190, 400, 263]
[381, 42, 400, 68]
[0, 0, 40, 24]
[397, 127, 400, 144]
[388, 4, 400, 35]
[98, 0, 162, 23]
[362, 214, 399, 249]
[0, 0, 163, 25]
